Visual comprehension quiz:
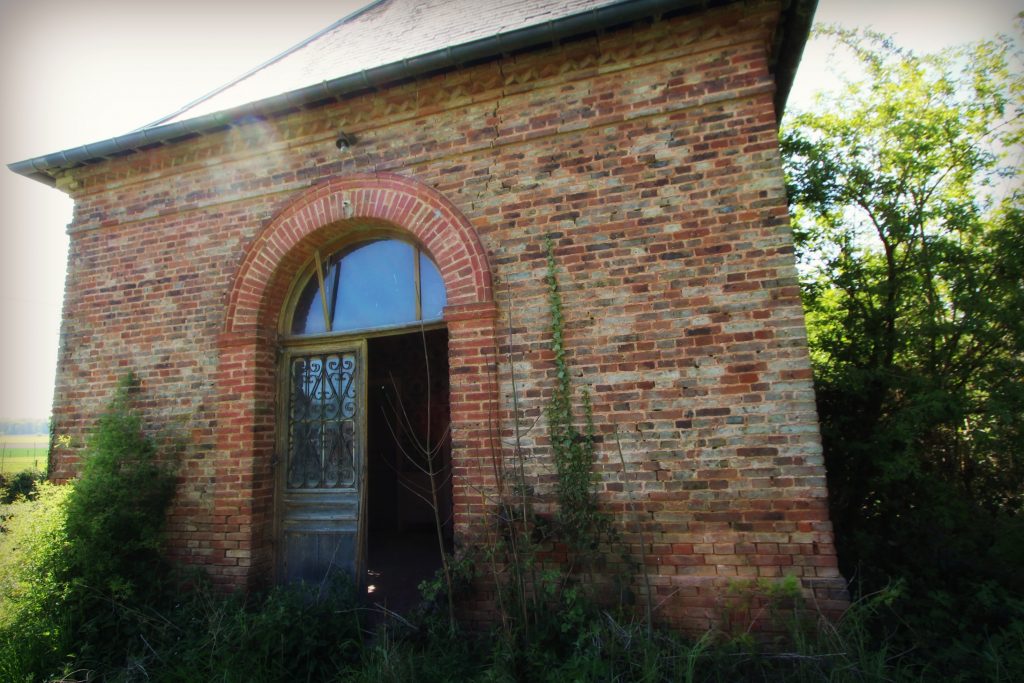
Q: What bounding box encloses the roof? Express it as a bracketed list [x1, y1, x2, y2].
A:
[9, 0, 817, 187]
[151, 0, 624, 127]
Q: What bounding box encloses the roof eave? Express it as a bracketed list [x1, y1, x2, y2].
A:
[9, 0, 816, 187]
[772, 0, 817, 116]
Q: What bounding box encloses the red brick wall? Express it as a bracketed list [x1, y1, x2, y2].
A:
[49, 0, 847, 628]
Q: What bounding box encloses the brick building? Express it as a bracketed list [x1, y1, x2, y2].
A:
[10, 0, 847, 628]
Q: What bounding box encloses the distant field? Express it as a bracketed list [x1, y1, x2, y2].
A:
[0, 435, 48, 474]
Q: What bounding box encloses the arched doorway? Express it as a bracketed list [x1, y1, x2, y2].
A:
[216, 173, 498, 596]
[277, 237, 451, 608]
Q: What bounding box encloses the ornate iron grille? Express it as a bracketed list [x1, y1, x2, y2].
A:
[287, 353, 357, 489]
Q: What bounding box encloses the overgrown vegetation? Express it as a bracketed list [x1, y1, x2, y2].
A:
[0, 468, 45, 504]
[0, 512, 910, 682]
[782, 25, 1024, 680]
[0, 374, 179, 680]
[65, 376, 177, 602]
[1, 292, 911, 681]
[0, 480, 909, 681]
[457, 241, 620, 670]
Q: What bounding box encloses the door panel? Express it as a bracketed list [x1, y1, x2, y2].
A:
[278, 346, 366, 585]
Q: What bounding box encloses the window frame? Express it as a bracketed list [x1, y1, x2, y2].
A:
[280, 234, 447, 343]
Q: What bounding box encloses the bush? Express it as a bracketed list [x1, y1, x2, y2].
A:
[63, 375, 177, 601]
[0, 374, 178, 680]
[0, 483, 73, 682]
[0, 469, 46, 504]
[146, 578, 365, 683]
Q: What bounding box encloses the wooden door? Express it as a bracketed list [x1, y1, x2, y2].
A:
[277, 343, 366, 586]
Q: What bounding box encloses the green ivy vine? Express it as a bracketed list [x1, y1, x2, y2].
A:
[544, 238, 606, 552]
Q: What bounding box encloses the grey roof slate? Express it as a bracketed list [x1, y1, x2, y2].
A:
[10, 0, 817, 185]
[153, 0, 623, 126]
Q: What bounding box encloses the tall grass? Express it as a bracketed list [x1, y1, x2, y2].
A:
[1, 345, 1013, 680]
[4, 478, 994, 682]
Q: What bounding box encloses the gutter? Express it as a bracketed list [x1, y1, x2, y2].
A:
[772, 0, 817, 116]
[9, 0, 815, 187]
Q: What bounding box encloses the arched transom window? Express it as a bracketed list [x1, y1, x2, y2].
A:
[290, 239, 446, 335]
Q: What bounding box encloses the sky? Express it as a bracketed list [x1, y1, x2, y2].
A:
[0, 0, 1019, 421]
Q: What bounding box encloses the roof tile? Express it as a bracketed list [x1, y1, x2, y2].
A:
[158, 0, 622, 125]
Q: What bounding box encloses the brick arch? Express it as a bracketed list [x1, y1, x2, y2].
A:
[209, 173, 499, 589]
[224, 172, 493, 338]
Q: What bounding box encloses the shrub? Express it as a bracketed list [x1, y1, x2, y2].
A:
[0, 482, 73, 682]
[151, 578, 365, 683]
[0, 373, 178, 680]
[63, 374, 177, 601]
[0, 469, 46, 504]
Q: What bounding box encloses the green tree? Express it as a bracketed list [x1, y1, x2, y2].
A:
[781, 26, 1024, 677]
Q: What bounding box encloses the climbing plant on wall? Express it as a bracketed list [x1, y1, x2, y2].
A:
[544, 239, 607, 554]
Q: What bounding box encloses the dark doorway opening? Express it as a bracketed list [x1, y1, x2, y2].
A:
[366, 328, 451, 613]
